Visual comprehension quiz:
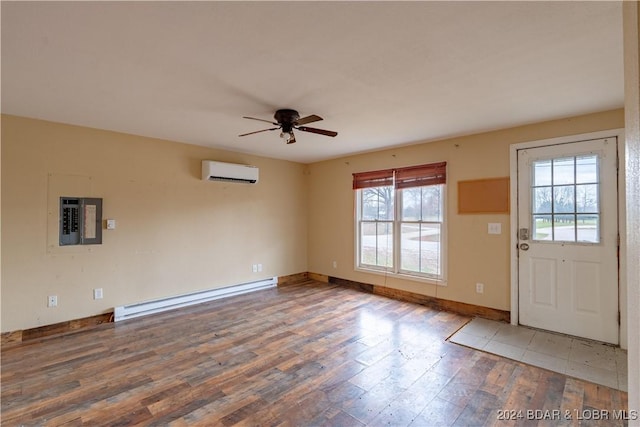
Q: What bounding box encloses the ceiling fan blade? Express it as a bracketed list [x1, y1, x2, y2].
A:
[243, 116, 278, 125]
[297, 126, 338, 137]
[238, 127, 279, 137]
[295, 114, 323, 126]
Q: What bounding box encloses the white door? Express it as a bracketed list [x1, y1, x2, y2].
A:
[517, 137, 619, 344]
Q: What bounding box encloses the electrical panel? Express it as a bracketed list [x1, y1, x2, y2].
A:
[59, 197, 103, 246]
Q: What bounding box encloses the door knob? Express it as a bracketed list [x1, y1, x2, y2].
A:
[520, 243, 530, 251]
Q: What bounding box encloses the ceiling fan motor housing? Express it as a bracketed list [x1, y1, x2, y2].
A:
[274, 109, 300, 127]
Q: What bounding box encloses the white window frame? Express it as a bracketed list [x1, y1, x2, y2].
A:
[355, 184, 447, 285]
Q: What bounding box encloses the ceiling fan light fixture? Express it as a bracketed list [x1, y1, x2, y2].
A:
[280, 131, 295, 143]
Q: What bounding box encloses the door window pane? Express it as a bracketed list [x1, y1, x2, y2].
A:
[553, 186, 575, 213]
[576, 184, 598, 213]
[533, 187, 552, 213]
[576, 155, 598, 184]
[533, 160, 552, 186]
[553, 158, 575, 185]
[576, 215, 599, 243]
[553, 216, 576, 242]
[532, 215, 553, 240]
[531, 154, 600, 244]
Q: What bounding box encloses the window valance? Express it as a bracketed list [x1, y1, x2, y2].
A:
[353, 161, 446, 190]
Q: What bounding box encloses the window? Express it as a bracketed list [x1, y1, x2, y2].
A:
[531, 155, 600, 243]
[354, 162, 446, 282]
[358, 185, 395, 268]
[400, 185, 444, 276]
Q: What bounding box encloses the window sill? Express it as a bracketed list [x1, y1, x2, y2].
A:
[355, 266, 447, 287]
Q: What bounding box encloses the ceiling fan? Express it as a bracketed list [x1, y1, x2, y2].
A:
[239, 109, 338, 144]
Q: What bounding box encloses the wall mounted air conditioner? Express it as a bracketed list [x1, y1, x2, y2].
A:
[201, 160, 259, 184]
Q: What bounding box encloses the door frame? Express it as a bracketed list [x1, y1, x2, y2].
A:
[509, 128, 627, 348]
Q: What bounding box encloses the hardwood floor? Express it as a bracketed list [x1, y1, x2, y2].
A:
[1, 280, 629, 426]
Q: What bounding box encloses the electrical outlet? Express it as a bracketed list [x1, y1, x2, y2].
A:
[94, 288, 103, 300]
[476, 283, 484, 294]
[257, 264, 263, 272]
[332, 261, 337, 269]
[48, 295, 58, 307]
[252, 264, 258, 273]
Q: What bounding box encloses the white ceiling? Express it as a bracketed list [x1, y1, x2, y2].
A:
[1, 1, 624, 164]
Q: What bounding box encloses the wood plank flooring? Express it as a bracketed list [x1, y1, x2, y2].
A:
[1, 280, 629, 426]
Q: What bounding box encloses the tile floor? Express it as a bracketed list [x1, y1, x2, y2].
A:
[449, 317, 628, 391]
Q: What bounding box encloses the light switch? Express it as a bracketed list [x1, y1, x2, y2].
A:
[488, 223, 502, 235]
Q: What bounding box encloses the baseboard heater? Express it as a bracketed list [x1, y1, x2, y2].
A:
[114, 277, 278, 322]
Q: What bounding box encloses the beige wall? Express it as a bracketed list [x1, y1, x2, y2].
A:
[307, 109, 624, 311]
[0, 109, 625, 332]
[1, 115, 308, 332]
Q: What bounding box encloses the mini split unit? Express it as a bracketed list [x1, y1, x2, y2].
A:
[201, 160, 259, 184]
